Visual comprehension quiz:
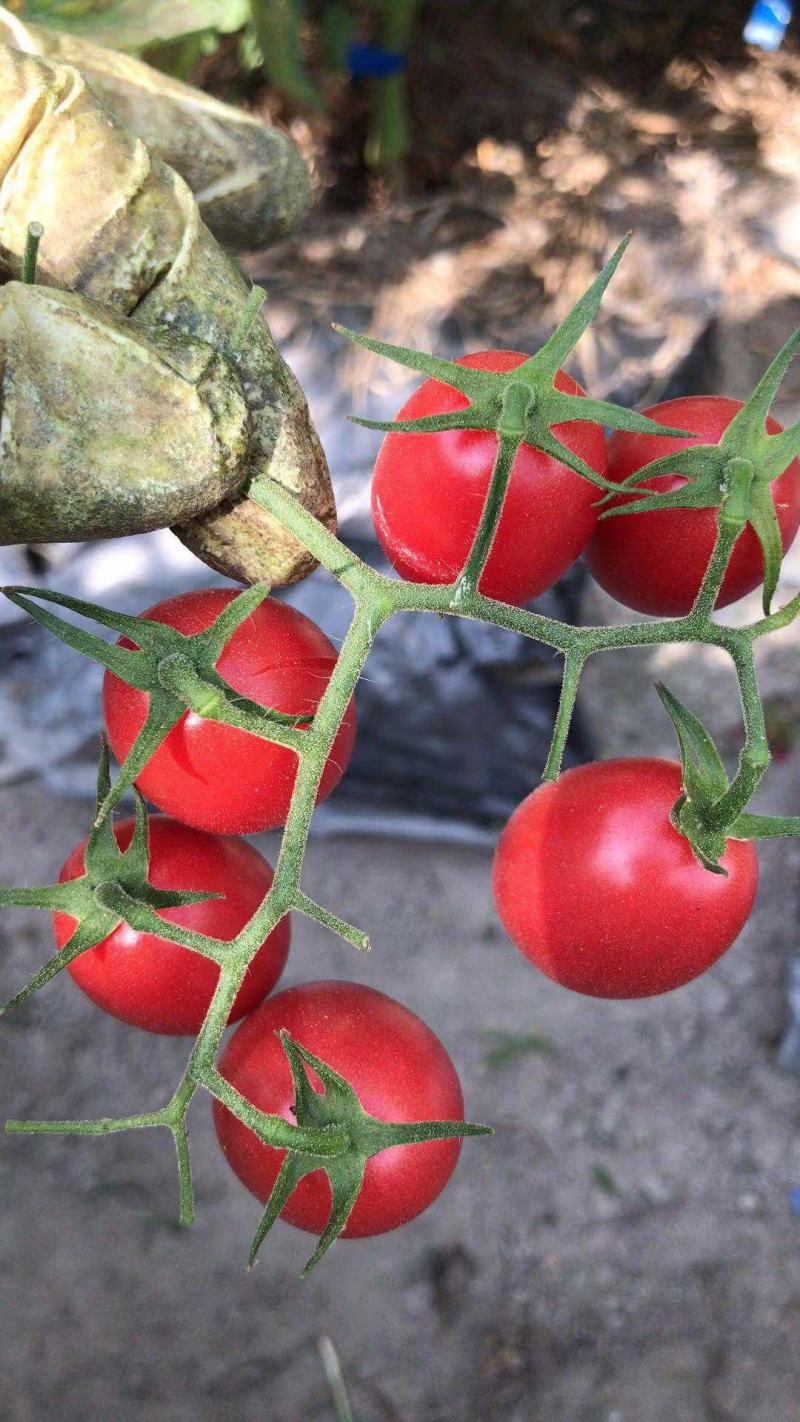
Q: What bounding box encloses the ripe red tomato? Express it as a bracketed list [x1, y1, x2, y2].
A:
[371, 351, 607, 605]
[103, 588, 356, 835]
[53, 817, 290, 1034]
[586, 395, 800, 616]
[213, 981, 465, 1237]
[493, 758, 758, 999]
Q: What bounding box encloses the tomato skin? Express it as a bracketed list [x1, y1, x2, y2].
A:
[586, 395, 800, 616]
[213, 981, 465, 1237]
[371, 351, 607, 606]
[103, 588, 356, 835]
[493, 758, 758, 999]
[53, 817, 290, 1034]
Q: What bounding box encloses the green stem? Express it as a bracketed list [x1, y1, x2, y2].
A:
[318, 1336, 355, 1422]
[542, 648, 587, 781]
[143, 601, 381, 1160]
[747, 589, 800, 639]
[704, 639, 770, 831]
[249, 0, 324, 110]
[199, 1066, 347, 1156]
[229, 286, 267, 353]
[156, 655, 308, 752]
[295, 893, 370, 951]
[271, 604, 380, 905]
[249, 478, 381, 599]
[690, 518, 743, 620]
[0, 884, 67, 908]
[22, 221, 43, 284]
[6, 1110, 167, 1136]
[453, 443, 520, 605]
[454, 388, 530, 605]
[172, 1121, 195, 1227]
[365, 0, 419, 171]
[94, 703, 183, 827]
[247, 473, 694, 650]
[92, 883, 229, 963]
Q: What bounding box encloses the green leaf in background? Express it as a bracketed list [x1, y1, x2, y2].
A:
[481, 1029, 553, 1070]
[17, 0, 250, 49]
[591, 1164, 619, 1196]
[143, 29, 222, 82]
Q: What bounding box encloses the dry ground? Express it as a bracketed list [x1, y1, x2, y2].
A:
[1, 745, 799, 1421]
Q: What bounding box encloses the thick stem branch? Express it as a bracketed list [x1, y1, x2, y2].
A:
[249, 479, 381, 599]
[271, 604, 380, 905]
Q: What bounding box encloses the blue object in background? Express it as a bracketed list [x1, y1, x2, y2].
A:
[744, 0, 793, 50]
[791, 1187, 800, 1217]
[346, 42, 408, 79]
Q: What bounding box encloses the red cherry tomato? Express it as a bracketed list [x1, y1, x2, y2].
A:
[586, 395, 800, 616]
[371, 351, 607, 605]
[213, 981, 465, 1237]
[493, 758, 758, 999]
[103, 588, 356, 835]
[54, 817, 290, 1034]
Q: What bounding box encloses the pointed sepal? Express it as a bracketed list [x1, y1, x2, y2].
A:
[335, 237, 692, 505]
[728, 811, 800, 840]
[523, 234, 632, 376]
[3, 585, 310, 830]
[595, 326, 800, 604]
[242, 1029, 491, 1275]
[656, 683, 734, 871]
[332, 324, 488, 399]
[0, 743, 225, 1014]
[749, 481, 784, 615]
[656, 682, 729, 803]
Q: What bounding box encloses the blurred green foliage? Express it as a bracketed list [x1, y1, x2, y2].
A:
[14, 0, 419, 169]
[591, 1164, 620, 1196]
[15, 0, 248, 48]
[481, 1028, 553, 1070]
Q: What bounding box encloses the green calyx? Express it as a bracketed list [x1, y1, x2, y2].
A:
[247, 1030, 492, 1275]
[658, 683, 800, 868]
[1, 583, 313, 827]
[602, 329, 800, 614]
[334, 234, 692, 496]
[0, 741, 223, 1016]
